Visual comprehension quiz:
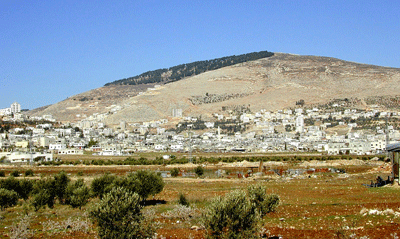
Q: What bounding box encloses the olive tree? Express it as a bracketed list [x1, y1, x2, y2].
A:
[247, 184, 279, 216]
[0, 176, 32, 200]
[202, 189, 261, 239]
[53, 171, 70, 204]
[0, 188, 19, 210]
[127, 170, 164, 202]
[30, 178, 56, 211]
[65, 179, 90, 209]
[90, 187, 154, 239]
[202, 186, 280, 239]
[90, 173, 116, 199]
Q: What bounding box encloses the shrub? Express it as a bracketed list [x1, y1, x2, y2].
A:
[90, 187, 154, 239]
[31, 191, 51, 211]
[247, 184, 280, 216]
[65, 179, 90, 209]
[24, 169, 34, 177]
[10, 170, 20, 177]
[194, 166, 204, 177]
[178, 193, 190, 206]
[127, 170, 164, 202]
[18, 179, 33, 201]
[0, 188, 19, 210]
[53, 171, 70, 204]
[30, 178, 56, 211]
[202, 189, 261, 239]
[0, 176, 20, 193]
[91, 173, 116, 199]
[0, 171, 5, 177]
[0, 176, 32, 200]
[170, 168, 179, 177]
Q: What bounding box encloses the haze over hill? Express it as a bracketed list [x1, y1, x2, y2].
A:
[29, 52, 400, 126]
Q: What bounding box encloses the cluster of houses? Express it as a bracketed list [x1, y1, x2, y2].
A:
[1, 102, 400, 163]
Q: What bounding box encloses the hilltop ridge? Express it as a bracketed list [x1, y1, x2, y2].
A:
[105, 50, 274, 86]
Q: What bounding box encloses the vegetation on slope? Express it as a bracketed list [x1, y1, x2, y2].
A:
[105, 50, 274, 86]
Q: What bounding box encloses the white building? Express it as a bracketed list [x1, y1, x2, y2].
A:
[295, 115, 304, 133]
[0, 151, 53, 164]
[0, 102, 21, 116]
[11, 102, 21, 114]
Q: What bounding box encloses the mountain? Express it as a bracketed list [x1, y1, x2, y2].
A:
[29, 53, 400, 126]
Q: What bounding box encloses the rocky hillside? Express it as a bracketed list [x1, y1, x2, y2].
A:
[29, 53, 400, 125]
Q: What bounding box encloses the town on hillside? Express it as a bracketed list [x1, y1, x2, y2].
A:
[0, 100, 399, 163]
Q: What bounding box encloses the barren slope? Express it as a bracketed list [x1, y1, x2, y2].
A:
[30, 53, 400, 125]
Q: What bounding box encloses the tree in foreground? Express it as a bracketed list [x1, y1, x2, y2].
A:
[90, 173, 116, 199]
[65, 179, 90, 209]
[127, 170, 165, 202]
[30, 178, 56, 211]
[202, 190, 261, 239]
[0, 188, 19, 210]
[53, 171, 70, 204]
[0, 177, 33, 201]
[90, 187, 154, 239]
[247, 184, 279, 216]
[202, 186, 280, 239]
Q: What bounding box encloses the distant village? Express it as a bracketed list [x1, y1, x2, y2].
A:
[1, 100, 399, 164]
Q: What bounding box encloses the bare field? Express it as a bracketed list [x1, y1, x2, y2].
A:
[0, 160, 399, 238]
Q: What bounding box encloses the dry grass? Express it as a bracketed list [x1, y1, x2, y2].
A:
[0, 161, 399, 238]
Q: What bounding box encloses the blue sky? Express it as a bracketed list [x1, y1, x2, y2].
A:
[1, 1, 399, 110]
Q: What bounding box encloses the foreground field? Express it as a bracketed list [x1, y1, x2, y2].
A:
[0, 159, 399, 239]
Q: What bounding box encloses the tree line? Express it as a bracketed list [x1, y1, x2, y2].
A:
[0, 170, 164, 211]
[105, 50, 274, 86]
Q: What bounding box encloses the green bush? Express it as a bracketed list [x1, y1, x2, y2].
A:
[202, 189, 261, 239]
[10, 170, 20, 177]
[53, 171, 70, 204]
[65, 179, 90, 209]
[127, 170, 164, 202]
[178, 193, 189, 206]
[91, 173, 116, 199]
[30, 178, 56, 211]
[0, 171, 5, 177]
[194, 166, 204, 177]
[31, 190, 52, 211]
[24, 169, 34, 177]
[0, 176, 20, 193]
[170, 168, 180, 177]
[247, 184, 279, 216]
[18, 179, 33, 201]
[0, 188, 19, 210]
[90, 187, 154, 239]
[0, 176, 32, 200]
